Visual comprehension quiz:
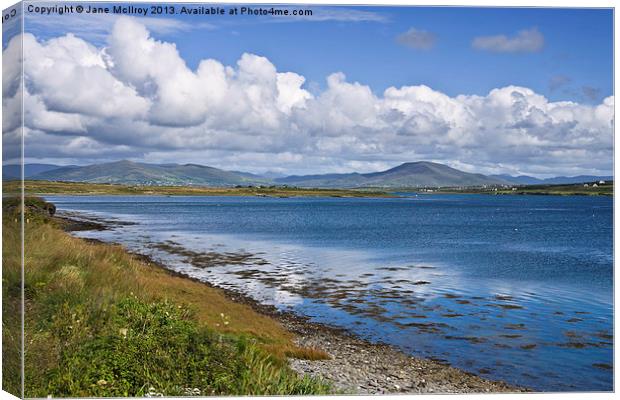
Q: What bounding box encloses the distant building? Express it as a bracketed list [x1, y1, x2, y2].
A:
[584, 183, 589, 187]
[593, 183, 599, 187]
[599, 180, 606, 185]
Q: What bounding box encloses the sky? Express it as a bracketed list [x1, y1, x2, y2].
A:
[2, 2, 614, 177]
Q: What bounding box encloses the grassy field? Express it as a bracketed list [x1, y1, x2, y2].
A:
[434, 182, 613, 196]
[3, 197, 331, 397]
[5, 180, 392, 198]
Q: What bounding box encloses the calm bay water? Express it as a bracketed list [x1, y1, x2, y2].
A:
[46, 194, 613, 392]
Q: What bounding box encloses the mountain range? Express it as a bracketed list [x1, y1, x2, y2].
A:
[2, 163, 73, 180]
[2, 160, 612, 189]
[490, 174, 613, 185]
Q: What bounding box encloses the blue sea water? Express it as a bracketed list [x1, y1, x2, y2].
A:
[45, 194, 613, 392]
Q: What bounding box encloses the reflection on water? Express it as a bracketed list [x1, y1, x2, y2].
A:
[47, 194, 613, 392]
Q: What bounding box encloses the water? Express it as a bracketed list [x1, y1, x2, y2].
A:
[45, 194, 613, 392]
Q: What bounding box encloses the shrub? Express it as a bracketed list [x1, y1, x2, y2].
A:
[41, 297, 330, 397]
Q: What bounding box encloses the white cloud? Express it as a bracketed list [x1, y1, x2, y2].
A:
[396, 28, 437, 50]
[472, 28, 544, 53]
[4, 18, 613, 177]
[21, 31, 150, 120]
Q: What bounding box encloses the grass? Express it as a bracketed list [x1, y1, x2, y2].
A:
[2, 195, 22, 397]
[4, 180, 393, 198]
[3, 197, 331, 397]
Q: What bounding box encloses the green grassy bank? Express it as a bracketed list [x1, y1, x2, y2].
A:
[2, 197, 331, 397]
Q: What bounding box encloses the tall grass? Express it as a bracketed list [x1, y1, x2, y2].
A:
[4, 198, 331, 397]
[2, 195, 23, 397]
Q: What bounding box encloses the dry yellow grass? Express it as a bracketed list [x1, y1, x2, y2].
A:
[285, 346, 331, 361]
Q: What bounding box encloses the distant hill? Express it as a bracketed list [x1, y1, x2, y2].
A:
[493, 174, 613, 185]
[276, 161, 509, 188]
[2, 163, 68, 180]
[16, 160, 611, 189]
[31, 160, 270, 187]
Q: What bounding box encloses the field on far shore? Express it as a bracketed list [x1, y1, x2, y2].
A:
[5, 180, 392, 198]
[4, 179, 612, 199]
[433, 182, 614, 196]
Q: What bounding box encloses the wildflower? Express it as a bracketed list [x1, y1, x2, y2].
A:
[183, 388, 201, 396]
[119, 328, 128, 338]
[145, 387, 163, 397]
[97, 379, 107, 386]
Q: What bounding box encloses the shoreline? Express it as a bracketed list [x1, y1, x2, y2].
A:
[8, 179, 613, 198]
[57, 211, 526, 394]
[11, 180, 395, 198]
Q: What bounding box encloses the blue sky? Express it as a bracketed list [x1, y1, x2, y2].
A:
[182, 6, 612, 104]
[24, 4, 613, 104]
[4, 3, 614, 176]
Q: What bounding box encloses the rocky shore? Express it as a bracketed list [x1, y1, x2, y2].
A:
[58, 211, 526, 395]
[285, 316, 523, 394]
[228, 288, 524, 394]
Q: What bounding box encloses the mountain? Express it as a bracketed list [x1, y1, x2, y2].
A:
[276, 162, 509, 188]
[229, 170, 279, 180]
[31, 160, 270, 187]
[493, 174, 613, 185]
[2, 163, 69, 180]
[257, 170, 288, 179]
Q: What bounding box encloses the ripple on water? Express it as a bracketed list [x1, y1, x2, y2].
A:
[52, 194, 612, 392]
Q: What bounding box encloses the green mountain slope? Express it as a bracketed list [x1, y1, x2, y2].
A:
[32, 160, 269, 187]
[276, 162, 509, 188]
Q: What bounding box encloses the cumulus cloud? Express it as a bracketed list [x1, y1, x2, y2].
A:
[472, 28, 544, 53]
[396, 28, 437, 50]
[2, 17, 613, 177]
[22, 31, 150, 120]
[105, 17, 312, 129]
